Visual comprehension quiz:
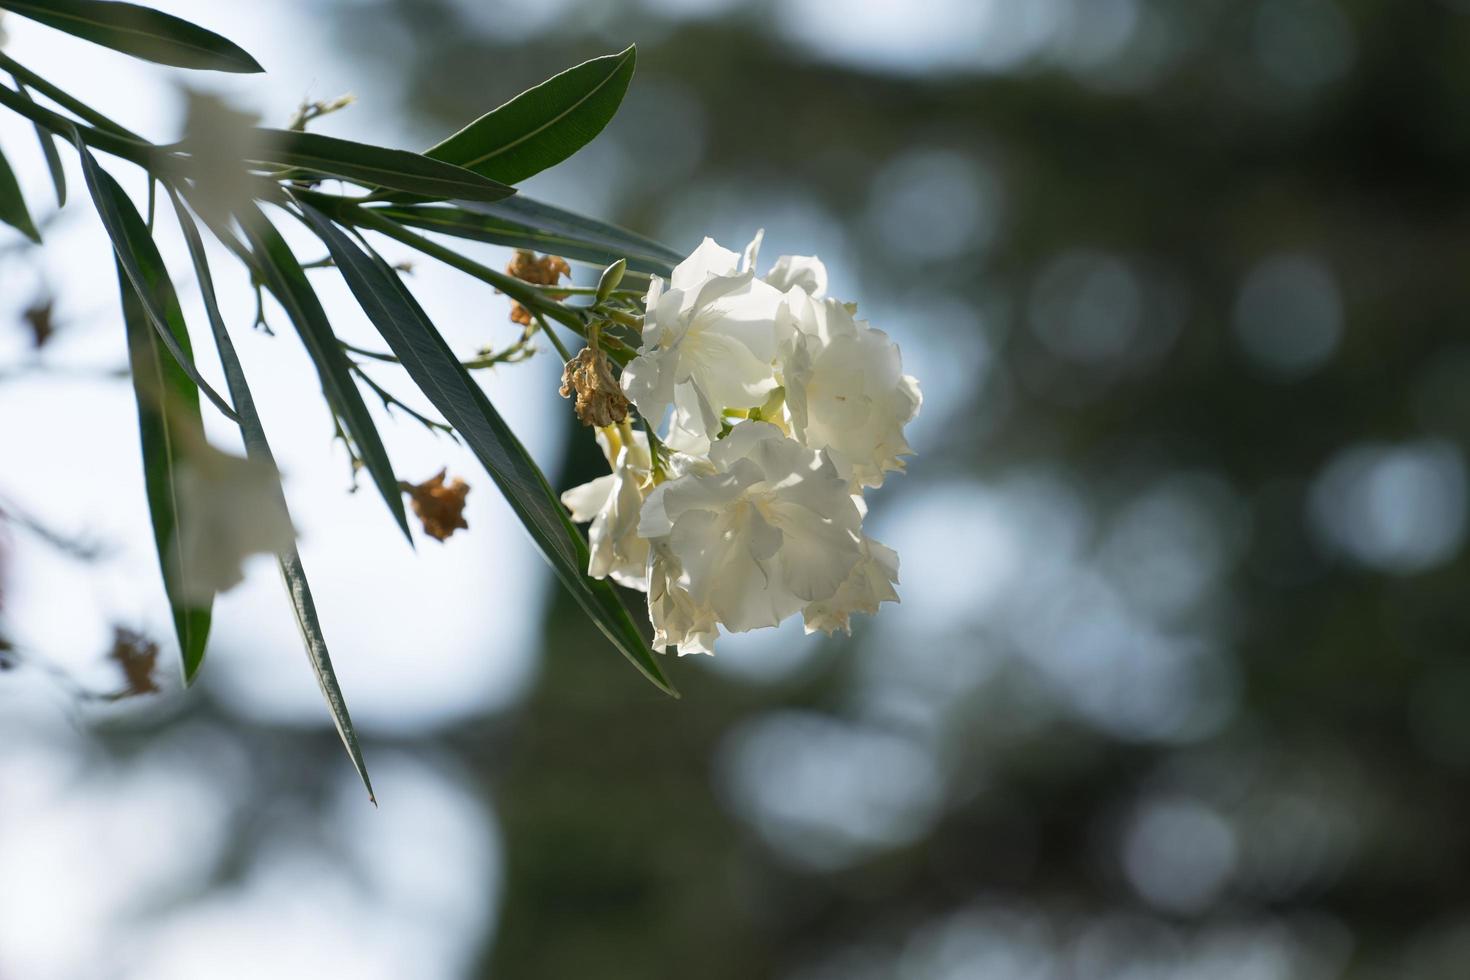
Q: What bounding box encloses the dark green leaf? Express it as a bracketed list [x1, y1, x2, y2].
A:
[235, 202, 412, 544]
[248, 129, 514, 203]
[9, 81, 64, 206]
[425, 46, 636, 186]
[0, 0, 262, 73]
[370, 196, 680, 278]
[170, 191, 374, 801]
[115, 257, 212, 681]
[297, 200, 677, 696]
[0, 142, 39, 243]
[72, 136, 240, 421]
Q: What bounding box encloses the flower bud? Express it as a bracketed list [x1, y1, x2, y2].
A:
[595, 258, 626, 304]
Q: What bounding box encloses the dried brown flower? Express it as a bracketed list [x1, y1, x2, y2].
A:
[560, 346, 630, 427]
[505, 250, 570, 326]
[107, 627, 160, 698]
[22, 298, 54, 349]
[400, 469, 470, 542]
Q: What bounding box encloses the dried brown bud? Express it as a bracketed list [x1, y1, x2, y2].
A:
[107, 627, 160, 698]
[560, 347, 630, 427]
[400, 469, 470, 542]
[505, 250, 571, 327]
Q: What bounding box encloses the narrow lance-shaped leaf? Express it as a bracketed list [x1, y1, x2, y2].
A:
[235, 202, 413, 544]
[244, 129, 515, 203]
[170, 191, 374, 801]
[369, 199, 678, 278]
[0, 142, 39, 243]
[115, 257, 212, 681]
[10, 82, 65, 206]
[296, 201, 677, 696]
[72, 136, 240, 422]
[0, 0, 263, 73]
[425, 46, 637, 186]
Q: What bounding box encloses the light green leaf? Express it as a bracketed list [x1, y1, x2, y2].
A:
[369, 196, 680, 278]
[115, 255, 212, 681]
[248, 129, 515, 203]
[0, 0, 263, 73]
[0, 142, 39, 243]
[170, 190, 374, 801]
[297, 200, 677, 696]
[73, 137, 239, 422]
[425, 46, 636, 186]
[235, 202, 412, 545]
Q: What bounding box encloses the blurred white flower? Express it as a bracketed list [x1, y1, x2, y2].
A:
[780, 289, 922, 489]
[560, 426, 654, 590]
[621, 237, 786, 454]
[173, 443, 296, 605]
[639, 422, 865, 652]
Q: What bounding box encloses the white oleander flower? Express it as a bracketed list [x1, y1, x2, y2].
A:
[620, 237, 786, 454]
[779, 288, 922, 489]
[639, 421, 865, 652]
[560, 426, 654, 591]
[173, 443, 296, 605]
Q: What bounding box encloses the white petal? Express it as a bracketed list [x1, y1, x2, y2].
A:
[671, 237, 742, 291]
[765, 253, 828, 298]
[802, 536, 900, 636]
[561, 474, 619, 523]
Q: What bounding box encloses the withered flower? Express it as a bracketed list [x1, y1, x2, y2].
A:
[560, 346, 629, 427]
[107, 627, 160, 698]
[22, 298, 55, 349]
[400, 469, 470, 542]
[505, 250, 570, 326]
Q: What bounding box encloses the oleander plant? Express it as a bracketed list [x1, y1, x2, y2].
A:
[0, 0, 919, 796]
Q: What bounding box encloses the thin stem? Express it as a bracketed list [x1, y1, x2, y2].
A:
[533, 310, 574, 363]
[523, 283, 640, 298]
[340, 340, 398, 363]
[342, 338, 528, 372]
[350, 362, 455, 437]
[605, 309, 644, 331]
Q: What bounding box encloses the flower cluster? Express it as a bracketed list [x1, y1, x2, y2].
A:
[562, 234, 920, 655]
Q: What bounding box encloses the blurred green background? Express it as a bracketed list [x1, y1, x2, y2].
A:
[7, 0, 1470, 977]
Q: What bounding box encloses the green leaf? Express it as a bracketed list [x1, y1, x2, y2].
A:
[248, 129, 515, 203]
[0, 142, 39, 243]
[425, 46, 636, 186]
[0, 0, 263, 73]
[296, 200, 677, 697]
[235, 203, 412, 545]
[11, 82, 66, 206]
[170, 191, 374, 802]
[370, 196, 680, 278]
[72, 136, 240, 422]
[115, 257, 212, 681]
